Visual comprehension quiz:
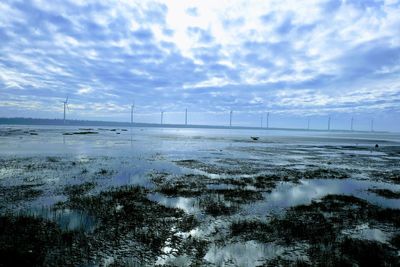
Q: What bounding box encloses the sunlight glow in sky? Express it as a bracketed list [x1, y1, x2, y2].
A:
[0, 0, 399, 130]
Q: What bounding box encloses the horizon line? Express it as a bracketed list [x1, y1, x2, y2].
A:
[0, 117, 390, 134]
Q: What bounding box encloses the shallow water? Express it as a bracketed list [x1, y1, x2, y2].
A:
[1, 125, 399, 213]
[204, 241, 285, 266]
[1, 125, 399, 156]
[26, 207, 97, 232]
[246, 179, 400, 215]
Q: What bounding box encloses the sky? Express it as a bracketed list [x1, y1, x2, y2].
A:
[0, 0, 399, 131]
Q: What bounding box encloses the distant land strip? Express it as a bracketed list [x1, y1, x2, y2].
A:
[0, 117, 385, 133]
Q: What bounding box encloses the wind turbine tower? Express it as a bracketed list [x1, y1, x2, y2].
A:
[185, 108, 188, 125]
[328, 116, 331, 131]
[307, 118, 310, 130]
[229, 110, 233, 127]
[62, 97, 69, 124]
[130, 102, 135, 125]
[161, 111, 164, 125]
[266, 112, 270, 129]
[351, 117, 354, 131]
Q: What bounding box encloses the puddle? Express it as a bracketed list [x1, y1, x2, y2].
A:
[342, 223, 392, 243]
[206, 183, 238, 190]
[204, 241, 285, 266]
[245, 179, 400, 216]
[147, 192, 200, 214]
[23, 207, 97, 232]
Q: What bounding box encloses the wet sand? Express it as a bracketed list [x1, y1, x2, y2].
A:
[0, 126, 399, 266]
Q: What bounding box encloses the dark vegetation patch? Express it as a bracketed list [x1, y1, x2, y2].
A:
[218, 176, 276, 190]
[301, 168, 348, 179]
[369, 170, 400, 184]
[153, 174, 209, 197]
[174, 159, 262, 175]
[152, 172, 264, 204]
[265, 257, 309, 267]
[308, 238, 399, 267]
[369, 188, 400, 199]
[149, 171, 170, 185]
[0, 184, 43, 204]
[0, 128, 25, 137]
[208, 188, 263, 204]
[380, 146, 400, 157]
[96, 168, 112, 175]
[73, 131, 98, 135]
[263, 167, 348, 181]
[217, 167, 348, 190]
[25, 162, 56, 171]
[231, 220, 272, 242]
[63, 131, 98, 135]
[0, 215, 88, 266]
[63, 182, 96, 198]
[385, 171, 400, 184]
[158, 182, 205, 197]
[46, 156, 60, 163]
[231, 194, 400, 266]
[57, 186, 200, 262]
[199, 197, 238, 216]
[390, 234, 400, 248]
[0, 181, 206, 265]
[175, 159, 349, 181]
[149, 172, 264, 219]
[0, 156, 72, 172]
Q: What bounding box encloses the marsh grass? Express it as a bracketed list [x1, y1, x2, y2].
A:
[369, 188, 400, 199]
[230, 194, 400, 266]
[63, 182, 96, 197]
[0, 184, 43, 203]
[57, 185, 199, 259]
[208, 188, 263, 204]
[0, 215, 89, 266]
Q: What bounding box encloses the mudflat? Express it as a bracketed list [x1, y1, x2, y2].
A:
[1, 126, 399, 266]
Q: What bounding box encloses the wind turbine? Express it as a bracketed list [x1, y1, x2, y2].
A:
[351, 117, 354, 131]
[62, 96, 69, 124]
[161, 111, 164, 125]
[229, 110, 233, 127]
[328, 116, 331, 131]
[130, 102, 135, 125]
[185, 108, 188, 125]
[307, 118, 310, 130]
[266, 112, 270, 129]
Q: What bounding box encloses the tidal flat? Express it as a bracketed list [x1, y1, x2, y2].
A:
[0, 126, 400, 266]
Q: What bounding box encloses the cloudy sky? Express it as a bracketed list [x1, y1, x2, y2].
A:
[0, 0, 399, 131]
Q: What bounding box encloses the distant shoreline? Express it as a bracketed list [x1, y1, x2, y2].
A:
[0, 117, 386, 133]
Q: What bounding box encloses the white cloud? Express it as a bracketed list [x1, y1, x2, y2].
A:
[77, 86, 94, 95]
